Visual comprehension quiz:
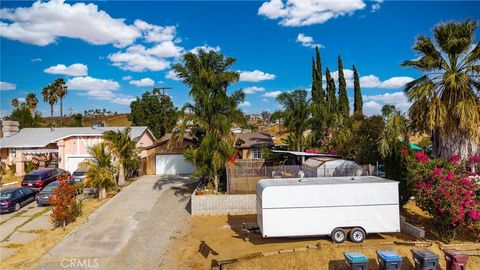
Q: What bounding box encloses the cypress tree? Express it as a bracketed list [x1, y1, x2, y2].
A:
[337, 55, 350, 117]
[325, 68, 337, 115]
[353, 65, 363, 115]
[310, 48, 327, 146]
[315, 47, 323, 97]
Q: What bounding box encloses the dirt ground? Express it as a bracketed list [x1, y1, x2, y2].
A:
[166, 211, 480, 270]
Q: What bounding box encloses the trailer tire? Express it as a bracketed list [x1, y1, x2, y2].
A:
[349, 227, 366, 243]
[331, 228, 346, 243]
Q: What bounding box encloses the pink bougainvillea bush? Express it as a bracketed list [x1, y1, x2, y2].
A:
[403, 151, 480, 243]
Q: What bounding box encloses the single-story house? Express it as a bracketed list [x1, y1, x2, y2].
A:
[0, 122, 155, 177]
[234, 132, 274, 160]
[144, 133, 195, 175]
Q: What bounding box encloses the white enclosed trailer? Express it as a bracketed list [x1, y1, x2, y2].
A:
[256, 176, 400, 243]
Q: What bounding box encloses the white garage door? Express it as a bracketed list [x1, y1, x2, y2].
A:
[66, 156, 91, 173]
[155, 154, 194, 175]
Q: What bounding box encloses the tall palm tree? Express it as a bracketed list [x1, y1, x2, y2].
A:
[26, 92, 39, 116]
[53, 78, 68, 117]
[172, 49, 245, 191]
[402, 20, 480, 159]
[271, 89, 311, 151]
[102, 128, 136, 186]
[41, 84, 58, 117]
[11, 98, 19, 109]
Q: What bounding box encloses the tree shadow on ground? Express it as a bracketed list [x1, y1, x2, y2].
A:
[152, 175, 194, 191]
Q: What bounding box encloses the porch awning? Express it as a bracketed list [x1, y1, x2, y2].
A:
[22, 149, 59, 155]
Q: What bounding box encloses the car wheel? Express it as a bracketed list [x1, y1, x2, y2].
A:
[14, 203, 21, 212]
[349, 227, 366, 243]
[331, 228, 346, 243]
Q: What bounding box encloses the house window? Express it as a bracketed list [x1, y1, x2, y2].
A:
[252, 148, 262, 159]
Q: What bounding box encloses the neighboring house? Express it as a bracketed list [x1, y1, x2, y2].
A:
[0, 122, 155, 177]
[234, 132, 274, 160]
[144, 133, 195, 175]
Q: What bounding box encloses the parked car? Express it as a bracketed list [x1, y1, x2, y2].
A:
[21, 168, 70, 190]
[72, 168, 87, 183]
[0, 187, 38, 213]
[36, 180, 77, 206]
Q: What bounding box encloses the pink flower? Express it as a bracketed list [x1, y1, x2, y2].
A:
[469, 211, 480, 221]
[450, 154, 460, 165]
[401, 149, 409, 155]
[415, 151, 429, 163]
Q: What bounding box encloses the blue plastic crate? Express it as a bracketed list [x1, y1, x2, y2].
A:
[377, 250, 402, 262]
[344, 252, 368, 263]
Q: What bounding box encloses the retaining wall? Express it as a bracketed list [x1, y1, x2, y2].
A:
[191, 192, 256, 215]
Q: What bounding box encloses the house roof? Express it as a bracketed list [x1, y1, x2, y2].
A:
[144, 132, 195, 150]
[234, 132, 274, 149]
[0, 126, 150, 148]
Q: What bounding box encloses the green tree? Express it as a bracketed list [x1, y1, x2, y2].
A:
[402, 20, 480, 159]
[272, 90, 311, 151]
[337, 55, 350, 117]
[103, 128, 137, 186]
[71, 113, 83, 127]
[41, 84, 58, 117]
[6, 106, 42, 128]
[352, 65, 363, 115]
[53, 78, 68, 118]
[173, 49, 245, 192]
[325, 68, 337, 115]
[26, 92, 39, 116]
[310, 47, 327, 146]
[130, 91, 177, 138]
[11, 98, 19, 109]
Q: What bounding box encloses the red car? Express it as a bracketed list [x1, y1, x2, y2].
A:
[21, 168, 70, 190]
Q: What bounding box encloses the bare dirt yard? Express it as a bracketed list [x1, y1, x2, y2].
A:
[165, 203, 480, 270]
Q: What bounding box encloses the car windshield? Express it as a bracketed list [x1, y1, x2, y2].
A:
[43, 182, 60, 192]
[0, 190, 13, 199]
[23, 174, 41, 181]
[73, 171, 86, 176]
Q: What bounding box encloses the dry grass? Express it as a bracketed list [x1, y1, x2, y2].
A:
[82, 114, 131, 127]
[165, 211, 480, 270]
[0, 174, 21, 187]
[0, 198, 108, 269]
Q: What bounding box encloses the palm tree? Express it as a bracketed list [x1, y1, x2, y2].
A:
[102, 128, 136, 186]
[26, 92, 39, 116]
[172, 49, 245, 191]
[272, 90, 311, 151]
[11, 98, 19, 109]
[402, 20, 480, 159]
[41, 84, 58, 117]
[85, 142, 115, 199]
[53, 78, 68, 117]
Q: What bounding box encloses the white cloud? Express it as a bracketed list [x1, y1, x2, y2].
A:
[0, 81, 16, 91]
[262, 98, 269, 102]
[296, 33, 323, 48]
[17, 97, 26, 103]
[258, 0, 367, 27]
[239, 70, 276, 82]
[0, 0, 140, 47]
[108, 41, 183, 72]
[65, 76, 133, 105]
[328, 69, 413, 89]
[166, 70, 181, 81]
[190, 44, 221, 54]
[243, 86, 266, 94]
[134, 19, 176, 43]
[240, 101, 251, 107]
[122, 75, 132, 81]
[363, 92, 411, 115]
[30, 58, 42, 62]
[44, 63, 88, 77]
[371, 0, 383, 12]
[263, 91, 282, 98]
[129, 78, 155, 87]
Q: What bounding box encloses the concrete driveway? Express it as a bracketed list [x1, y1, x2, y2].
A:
[35, 175, 195, 269]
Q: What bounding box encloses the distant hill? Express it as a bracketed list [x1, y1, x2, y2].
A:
[43, 114, 131, 127]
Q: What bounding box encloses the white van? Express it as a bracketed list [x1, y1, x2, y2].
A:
[256, 176, 400, 243]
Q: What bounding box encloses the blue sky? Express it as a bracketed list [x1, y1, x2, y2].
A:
[1, 0, 479, 117]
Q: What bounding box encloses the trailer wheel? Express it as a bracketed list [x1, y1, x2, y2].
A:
[330, 228, 346, 243]
[349, 227, 366, 243]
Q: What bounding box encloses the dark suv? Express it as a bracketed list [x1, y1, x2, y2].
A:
[21, 168, 70, 190]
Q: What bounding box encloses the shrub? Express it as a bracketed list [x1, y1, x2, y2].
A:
[49, 176, 80, 229]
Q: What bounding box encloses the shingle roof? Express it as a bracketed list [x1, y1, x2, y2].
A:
[234, 132, 274, 149]
[0, 126, 149, 148]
